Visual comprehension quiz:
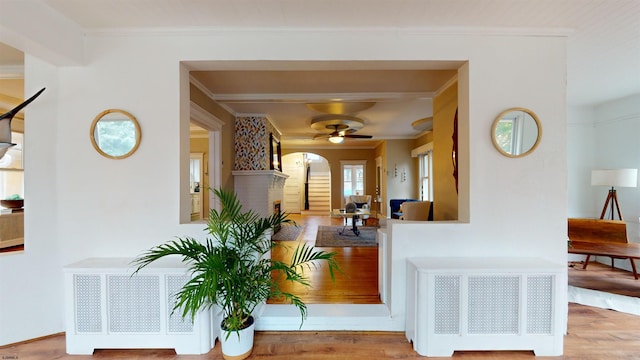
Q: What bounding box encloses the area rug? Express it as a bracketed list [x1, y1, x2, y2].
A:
[314, 226, 377, 247]
[271, 225, 303, 241]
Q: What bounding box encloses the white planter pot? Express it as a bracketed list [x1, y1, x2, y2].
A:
[220, 317, 255, 360]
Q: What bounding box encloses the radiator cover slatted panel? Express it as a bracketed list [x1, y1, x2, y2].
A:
[468, 275, 520, 334]
[527, 275, 553, 334]
[433, 275, 460, 334]
[167, 275, 194, 333]
[74, 275, 102, 333]
[108, 275, 161, 333]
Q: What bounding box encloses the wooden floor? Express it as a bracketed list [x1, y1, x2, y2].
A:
[268, 213, 381, 304]
[3, 301, 640, 359]
[568, 259, 640, 297]
[3, 218, 640, 359]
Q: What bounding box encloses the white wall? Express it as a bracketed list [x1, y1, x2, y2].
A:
[593, 94, 640, 244]
[567, 94, 640, 269]
[567, 106, 597, 217]
[568, 95, 640, 229]
[0, 56, 65, 343]
[387, 36, 568, 327]
[0, 17, 569, 345]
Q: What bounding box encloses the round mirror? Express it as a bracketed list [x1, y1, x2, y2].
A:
[90, 109, 141, 159]
[491, 107, 541, 158]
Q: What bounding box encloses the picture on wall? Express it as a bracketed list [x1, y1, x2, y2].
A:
[270, 132, 282, 171]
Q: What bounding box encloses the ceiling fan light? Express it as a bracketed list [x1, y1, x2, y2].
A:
[328, 136, 344, 144]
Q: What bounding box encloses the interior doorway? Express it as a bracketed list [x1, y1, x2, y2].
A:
[282, 153, 304, 214]
[189, 152, 204, 220]
[282, 153, 331, 214]
[187, 102, 224, 222]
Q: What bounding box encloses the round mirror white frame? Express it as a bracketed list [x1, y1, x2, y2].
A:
[90, 109, 141, 159]
[491, 107, 542, 158]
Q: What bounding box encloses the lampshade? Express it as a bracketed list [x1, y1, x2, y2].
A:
[328, 136, 344, 144]
[591, 169, 638, 188]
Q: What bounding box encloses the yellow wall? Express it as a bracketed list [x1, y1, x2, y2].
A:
[282, 148, 377, 210]
[385, 139, 420, 215]
[432, 81, 458, 220]
[414, 132, 433, 147]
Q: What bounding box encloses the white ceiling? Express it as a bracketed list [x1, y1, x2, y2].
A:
[2, 0, 639, 147]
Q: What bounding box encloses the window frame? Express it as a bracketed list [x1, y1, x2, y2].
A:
[340, 160, 366, 207]
[419, 150, 433, 201]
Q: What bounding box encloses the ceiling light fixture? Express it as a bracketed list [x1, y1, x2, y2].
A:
[328, 136, 344, 144]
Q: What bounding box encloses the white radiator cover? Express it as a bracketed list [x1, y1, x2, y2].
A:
[64, 258, 215, 355]
[406, 257, 565, 357]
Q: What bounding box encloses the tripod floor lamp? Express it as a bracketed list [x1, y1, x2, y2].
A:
[591, 169, 638, 221]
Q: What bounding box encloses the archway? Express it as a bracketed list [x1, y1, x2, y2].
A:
[281, 152, 331, 214]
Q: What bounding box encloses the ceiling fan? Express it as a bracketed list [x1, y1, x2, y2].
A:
[313, 124, 374, 143]
[310, 114, 373, 144]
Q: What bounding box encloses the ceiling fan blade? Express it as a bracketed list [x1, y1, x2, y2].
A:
[338, 128, 358, 136]
[343, 134, 373, 139]
[312, 133, 331, 140]
[313, 122, 371, 141]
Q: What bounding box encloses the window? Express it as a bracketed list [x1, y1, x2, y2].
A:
[0, 132, 24, 200]
[419, 150, 433, 201]
[412, 142, 434, 202]
[341, 160, 366, 205]
[343, 164, 364, 197]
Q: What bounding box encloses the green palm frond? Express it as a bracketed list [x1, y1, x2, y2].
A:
[289, 243, 341, 280]
[132, 187, 340, 333]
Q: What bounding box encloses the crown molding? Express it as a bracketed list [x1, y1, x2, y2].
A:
[0, 65, 24, 79]
[190, 101, 225, 130]
[88, 26, 573, 38]
[434, 74, 459, 98]
[190, 74, 238, 115]
[594, 113, 640, 126]
[283, 143, 380, 151]
[213, 92, 435, 103]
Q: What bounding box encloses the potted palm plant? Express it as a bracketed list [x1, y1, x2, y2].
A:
[132, 188, 340, 360]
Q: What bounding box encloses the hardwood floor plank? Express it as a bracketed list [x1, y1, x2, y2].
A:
[269, 213, 380, 304]
[4, 305, 640, 360]
[569, 260, 640, 297]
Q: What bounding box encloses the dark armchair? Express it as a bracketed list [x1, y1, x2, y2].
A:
[390, 199, 419, 219]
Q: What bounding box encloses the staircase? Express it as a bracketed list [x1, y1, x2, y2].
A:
[308, 172, 330, 212]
